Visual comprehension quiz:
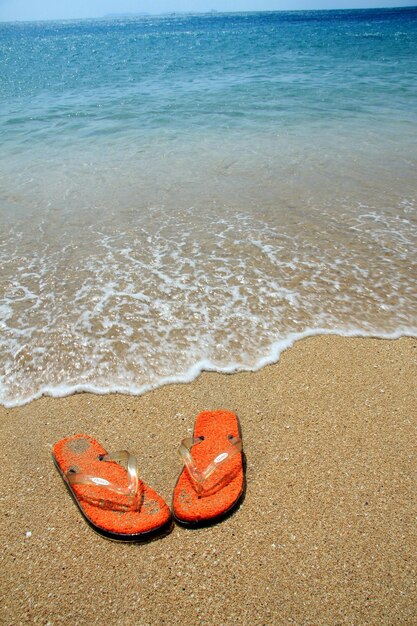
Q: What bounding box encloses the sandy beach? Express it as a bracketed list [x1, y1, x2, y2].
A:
[0, 335, 416, 625]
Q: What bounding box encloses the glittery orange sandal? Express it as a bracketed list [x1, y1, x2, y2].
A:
[53, 434, 172, 541]
[172, 410, 245, 526]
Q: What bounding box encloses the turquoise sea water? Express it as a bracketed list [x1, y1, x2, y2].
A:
[1, 8, 416, 407]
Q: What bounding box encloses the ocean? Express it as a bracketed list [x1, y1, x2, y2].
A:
[1, 8, 416, 408]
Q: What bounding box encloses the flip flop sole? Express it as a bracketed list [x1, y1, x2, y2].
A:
[53, 434, 172, 541]
[172, 410, 245, 527]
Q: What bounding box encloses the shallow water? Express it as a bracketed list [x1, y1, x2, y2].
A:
[1, 9, 416, 407]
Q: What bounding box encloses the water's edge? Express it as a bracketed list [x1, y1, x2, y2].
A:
[3, 327, 415, 409]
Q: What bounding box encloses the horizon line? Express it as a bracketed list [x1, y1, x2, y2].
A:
[1, 4, 416, 25]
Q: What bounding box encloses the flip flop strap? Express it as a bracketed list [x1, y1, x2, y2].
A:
[66, 450, 143, 511]
[179, 435, 242, 494]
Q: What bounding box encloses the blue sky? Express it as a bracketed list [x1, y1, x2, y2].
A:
[0, 0, 415, 22]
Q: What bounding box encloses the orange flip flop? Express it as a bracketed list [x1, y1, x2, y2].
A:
[172, 410, 245, 526]
[53, 434, 172, 541]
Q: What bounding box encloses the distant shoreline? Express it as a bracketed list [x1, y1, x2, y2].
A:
[2, 5, 417, 25]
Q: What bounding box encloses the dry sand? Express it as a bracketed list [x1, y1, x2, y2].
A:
[0, 335, 416, 625]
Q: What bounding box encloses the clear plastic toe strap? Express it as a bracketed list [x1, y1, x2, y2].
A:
[66, 450, 143, 510]
[179, 435, 242, 494]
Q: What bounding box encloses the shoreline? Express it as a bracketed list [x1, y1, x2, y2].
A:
[3, 327, 417, 410]
[1, 334, 416, 624]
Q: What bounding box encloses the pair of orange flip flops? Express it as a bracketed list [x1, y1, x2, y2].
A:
[53, 410, 245, 541]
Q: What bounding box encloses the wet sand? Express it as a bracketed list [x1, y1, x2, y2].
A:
[0, 335, 416, 625]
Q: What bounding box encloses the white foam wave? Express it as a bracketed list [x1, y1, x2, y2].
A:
[1, 196, 416, 410]
[1, 326, 416, 409]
